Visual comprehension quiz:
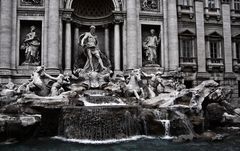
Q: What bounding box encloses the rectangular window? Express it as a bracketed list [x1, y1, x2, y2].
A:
[181, 0, 191, 10]
[236, 42, 240, 62]
[208, 0, 215, 9]
[182, 39, 193, 62]
[235, 0, 240, 13]
[183, 0, 190, 6]
[210, 41, 218, 58]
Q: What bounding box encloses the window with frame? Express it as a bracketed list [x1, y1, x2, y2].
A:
[178, 0, 191, 9]
[236, 41, 240, 62]
[180, 37, 194, 63]
[182, 0, 191, 9]
[179, 30, 195, 63]
[183, 0, 190, 6]
[209, 40, 221, 63]
[235, 0, 240, 13]
[182, 39, 193, 59]
[208, 0, 216, 9]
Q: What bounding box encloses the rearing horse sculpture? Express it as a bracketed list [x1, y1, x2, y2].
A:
[123, 69, 144, 100]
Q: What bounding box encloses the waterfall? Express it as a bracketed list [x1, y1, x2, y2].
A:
[153, 109, 172, 139]
[160, 120, 171, 138]
[59, 106, 141, 140]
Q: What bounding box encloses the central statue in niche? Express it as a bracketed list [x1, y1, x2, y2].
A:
[79, 25, 109, 72]
[71, 25, 111, 91]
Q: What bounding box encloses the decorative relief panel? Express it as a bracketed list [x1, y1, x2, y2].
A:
[141, 0, 160, 12]
[20, 0, 43, 6]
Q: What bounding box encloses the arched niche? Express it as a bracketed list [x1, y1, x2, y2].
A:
[64, 0, 122, 25]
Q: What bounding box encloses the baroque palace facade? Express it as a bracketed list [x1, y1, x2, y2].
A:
[0, 0, 240, 106]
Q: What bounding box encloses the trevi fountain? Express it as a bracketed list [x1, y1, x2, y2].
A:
[0, 25, 240, 151]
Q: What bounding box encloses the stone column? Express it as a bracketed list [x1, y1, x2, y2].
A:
[195, 0, 206, 72]
[114, 23, 121, 71]
[11, 0, 17, 70]
[222, 2, 232, 72]
[126, 0, 138, 70]
[0, 0, 12, 70]
[104, 25, 110, 58]
[168, 0, 179, 70]
[163, 0, 168, 68]
[74, 26, 79, 63]
[47, 0, 59, 71]
[65, 21, 72, 73]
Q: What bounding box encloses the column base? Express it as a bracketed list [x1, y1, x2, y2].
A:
[0, 69, 12, 84]
[141, 65, 164, 74]
[64, 69, 72, 75]
[46, 68, 60, 75]
[0, 68, 12, 76]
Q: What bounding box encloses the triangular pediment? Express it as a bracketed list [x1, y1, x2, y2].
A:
[179, 29, 195, 36]
[233, 34, 240, 39]
[208, 31, 222, 38]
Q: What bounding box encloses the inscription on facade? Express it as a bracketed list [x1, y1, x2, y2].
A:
[20, 0, 43, 6]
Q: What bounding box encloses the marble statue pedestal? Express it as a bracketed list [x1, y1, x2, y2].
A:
[141, 64, 164, 74]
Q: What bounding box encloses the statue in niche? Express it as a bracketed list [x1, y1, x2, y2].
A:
[20, 25, 41, 66]
[142, 0, 158, 11]
[77, 25, 110, 73]
[143, 29, 161, 65]
[21, 0, 42, 5]
[72, 25, 111, 91]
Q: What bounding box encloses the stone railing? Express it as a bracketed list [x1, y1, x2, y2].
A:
[177, 5, 194, 19]
[204, 7, 221, 20]
[179, 57, 197, 71]
[231, 9, 240, 21]
[206, 58, 224, 72]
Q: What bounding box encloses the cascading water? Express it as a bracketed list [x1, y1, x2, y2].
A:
[153, 109, 173, 139]
[58, 90, 142, 140]
[160, 120, 171, 138]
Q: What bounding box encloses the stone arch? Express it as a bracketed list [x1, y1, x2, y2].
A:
[65, 0, 122, 11]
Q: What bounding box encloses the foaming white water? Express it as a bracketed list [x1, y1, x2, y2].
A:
[82, 99, 126, 106]
[52, 135, 155, 144]
[160, 136, 174, 140]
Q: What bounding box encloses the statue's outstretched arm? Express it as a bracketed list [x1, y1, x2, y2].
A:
[44, 72, 58, 81]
